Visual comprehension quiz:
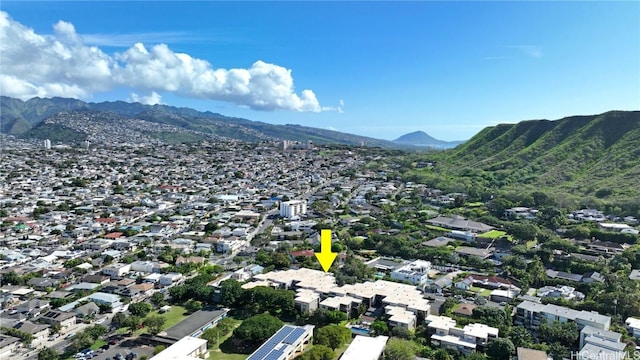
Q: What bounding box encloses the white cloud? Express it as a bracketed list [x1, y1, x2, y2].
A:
[0, 11, 327, 112]
[128, 91, 162, 105]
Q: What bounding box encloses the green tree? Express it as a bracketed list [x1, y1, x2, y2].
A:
[125, 316, 142, 333]
[38, 347, 59, 360]
[150, 292, 166, 307]
[314, 324, 351, 351]
[233, 314, 284, 344]
[384, 338, 417, 360]
[153, 345, 165, 355]
[112, 312, 127, 328]
[219, 279, 243, 307]
[143, 315, 166, 335]
[486, 338, 515, 360]
[433, 349, 453, 360]
[507, 326, 532, 348]
[128, 302, 152, 317]
[185, 299, 203, 314]
[299, 345, 334, 360]
[84, 324, 107, 340]
[371, 320, 388, 335]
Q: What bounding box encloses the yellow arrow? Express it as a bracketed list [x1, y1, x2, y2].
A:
[315, 229, 337, 272]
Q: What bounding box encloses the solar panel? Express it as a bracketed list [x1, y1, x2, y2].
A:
[247, 326, 295, 360]
[283, 327, 306, 345]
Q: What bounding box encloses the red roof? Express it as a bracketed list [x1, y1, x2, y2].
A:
[105, 232, 124, 239]
[291, 250, 315, 257]
[96, 218, 116, 223]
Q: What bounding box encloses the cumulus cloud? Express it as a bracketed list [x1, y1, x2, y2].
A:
[0, 11, 328, 112]
[128, 91, 162, 105]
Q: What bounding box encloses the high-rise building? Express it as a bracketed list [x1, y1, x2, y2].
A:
[43, 139, 51, 149]
[280, 200, 307, 218]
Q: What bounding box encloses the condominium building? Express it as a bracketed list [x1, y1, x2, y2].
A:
[279, 200, 307, 219]
[515, 301, 611, 330]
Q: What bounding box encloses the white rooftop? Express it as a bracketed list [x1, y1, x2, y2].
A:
[341, 335, 389, 360]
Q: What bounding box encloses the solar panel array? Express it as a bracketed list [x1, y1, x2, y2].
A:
[247, 325, 309, 360]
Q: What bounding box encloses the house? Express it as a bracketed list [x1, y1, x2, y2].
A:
[0, 335, 21, 359]
[11, 320, 50, 347]
[453, 303, 476, 318]
[129, 283, 154, 297]
[625, 317, 640, 339]
[159, 273, 184, 287]
[516, 347, 549, 360]
[88, 292, 123, 312]
[74, 302, 100, 318]
[102, 263, 131, 278]
[427, 215, 494, 233]
[26, 277, 60, 291]
[38, 310, 77, 332]
[81, 274, 111, 285]
[16, 299, 50, 318]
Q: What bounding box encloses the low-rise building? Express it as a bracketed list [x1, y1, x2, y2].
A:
[340, 335, 389, 360]
[246, 325, 314, 360]
[625, 317, 640, 339]
[102, 263, 131, 278]
[390, 260, 431, 286]
[38, 310, 76, 332]
[515, 301, 611, 330]
[426, 315, 498, 355]
[149, 336, 209, 360]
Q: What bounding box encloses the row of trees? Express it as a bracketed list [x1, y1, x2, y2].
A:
[219, 279, 296, 319]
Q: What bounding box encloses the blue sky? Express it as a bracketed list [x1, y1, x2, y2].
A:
[1, 1, 638, 141]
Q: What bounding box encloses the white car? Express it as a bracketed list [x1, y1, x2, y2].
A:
[95, 317, 106, 324]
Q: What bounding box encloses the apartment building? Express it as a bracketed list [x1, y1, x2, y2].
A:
[515, 301, 611, 330]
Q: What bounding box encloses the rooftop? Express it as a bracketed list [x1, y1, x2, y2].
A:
[341, 335, 389, 360]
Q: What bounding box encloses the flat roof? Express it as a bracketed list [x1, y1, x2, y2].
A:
[149, 336, 206, 360]
[341, 335, 389, 360]
[165, 308, 228, 339]
[247, 325, 314, 360]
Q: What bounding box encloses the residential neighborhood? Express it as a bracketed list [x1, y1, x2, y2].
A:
[1, 135, 639, 360]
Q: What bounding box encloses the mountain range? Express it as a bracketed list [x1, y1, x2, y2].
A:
[434, 110, 640, 201]
[1, 96, 437, 149]
[393, 131, 464, 149]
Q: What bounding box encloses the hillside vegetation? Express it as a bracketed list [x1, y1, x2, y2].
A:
[397, 111, 640, 206]
[1, 96, 414, 148]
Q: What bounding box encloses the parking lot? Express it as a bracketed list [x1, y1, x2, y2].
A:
[85, 338, 154, 360]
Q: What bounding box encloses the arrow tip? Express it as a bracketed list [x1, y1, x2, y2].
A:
[315, 252, 337, 272]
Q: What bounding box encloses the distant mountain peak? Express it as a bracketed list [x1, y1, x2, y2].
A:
[394, 130, 464, 149]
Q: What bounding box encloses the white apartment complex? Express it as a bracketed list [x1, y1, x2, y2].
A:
[280, 200, 307, 219]
[515, 301, 611, 330]
[426, 315, 499, 355]
[390, 260, 431, 286]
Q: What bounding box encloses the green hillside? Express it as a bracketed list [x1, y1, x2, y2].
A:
[402, 111, 640, 204]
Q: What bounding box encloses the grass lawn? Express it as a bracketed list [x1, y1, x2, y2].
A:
[426, 225, 449, 232]
[136, 305, 188, 336]
[466, 202, 484, 207]
[479, 230, 507, 239]
[470, 286, 492, 297]
[333, 339, 353, 359]
[208, 317, 245, 360]
[209, 353, 247, 360]
[526, 239, 538, 249]
[90, 339, 107, 350]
